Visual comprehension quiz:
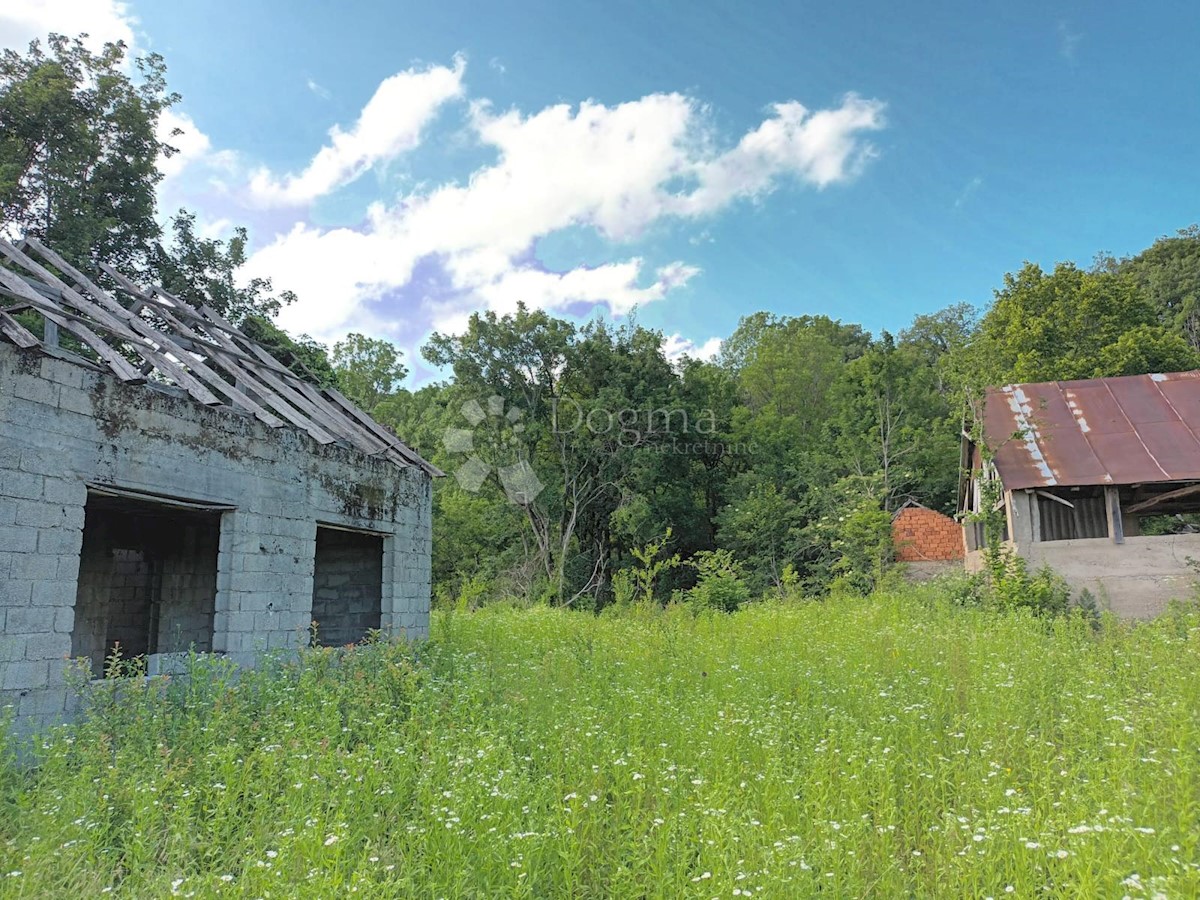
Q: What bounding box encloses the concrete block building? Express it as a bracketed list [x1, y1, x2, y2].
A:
[0, 238, 439, 733]
[959, 371, 1200, 617]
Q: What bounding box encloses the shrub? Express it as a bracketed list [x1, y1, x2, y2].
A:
[683, 549, 751, 611]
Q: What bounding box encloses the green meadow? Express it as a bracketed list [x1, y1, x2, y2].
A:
[2, 590, 1199, 898]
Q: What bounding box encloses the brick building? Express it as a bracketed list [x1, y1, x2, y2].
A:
[891, 500, 963, 579]
[0, 238, 439, 734]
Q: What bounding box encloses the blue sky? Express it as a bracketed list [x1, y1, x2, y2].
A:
[4, 0, 1199, 379]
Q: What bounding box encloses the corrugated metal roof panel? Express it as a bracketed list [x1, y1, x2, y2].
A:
[983, 371, 1200, 489]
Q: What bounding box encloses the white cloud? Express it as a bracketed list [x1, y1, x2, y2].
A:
[663, 333, 722, 363]
[246, 223, 407, 338]
[157, 109, 214, 179]
[0, 0, 135, 53]
[472, 259, 700, 319]
[306, 77, 331, 100]
[676, 95, 886, 214]
[197, 217, 235, 241]
[249, 55, 467, 206]
[242, 84, 885, 345]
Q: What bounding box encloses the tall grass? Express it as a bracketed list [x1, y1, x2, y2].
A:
[1, 590, 1199, 897]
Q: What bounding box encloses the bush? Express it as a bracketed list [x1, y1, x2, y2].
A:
[682, 549, 751, 611]
[985, 547, 1071, 617]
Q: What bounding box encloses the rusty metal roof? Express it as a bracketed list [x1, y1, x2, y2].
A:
[981, 371, 1200, 489]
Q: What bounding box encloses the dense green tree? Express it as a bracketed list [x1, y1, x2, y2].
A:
[1119, 226, 1200, 348]
[425, 305, 721, 605]
[969, 261, 1200, 386]
[374, 383, 528, 599]
[155, 211, 294, 323]
[830, 335, 960, 512]
[331, 333, 409, 413]
[0, 34, 176, 271]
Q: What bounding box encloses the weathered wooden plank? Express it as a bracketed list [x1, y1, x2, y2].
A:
[0, 266, 144, 382]
[325, 386, 442, 475]
[120, 300, 324, 436]
[0, 309, 40, 349]
[15, 245, 233, 409]
[1105, 485, 1125, 545]
[102, 267, 240, 358]
[199, 303, 305, 378]
[1035, 489, 1074, 508]
[12, 241, 431, 469]
[293, 378, 391, 454]
[4, 244, 225, 405]
[1, 242, 130, 334]
[180, 307, 365, 447]
[228, 353, 343, 445]
[176, 319, 340, 444]
[1126, 482, 1200, 515]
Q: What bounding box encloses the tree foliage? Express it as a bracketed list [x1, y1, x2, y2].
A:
[407, 227, 1200, 608]
[0, 35, 175, 271]
[0, 34, 319, 378]
[155, 211, 294, 323]
[332, 333, 409, 413]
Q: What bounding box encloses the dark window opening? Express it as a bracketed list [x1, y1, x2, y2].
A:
[72, 492, 221, 677]
[1128, 481, 1200, 535]
[964, 514, 1007, 551]
[1140, 513, 1200, 535]
[310, 527, 383, 647]
[1037, 489, 1107, 542]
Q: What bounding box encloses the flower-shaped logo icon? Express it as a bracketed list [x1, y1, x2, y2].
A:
[441, 395, 545, 505]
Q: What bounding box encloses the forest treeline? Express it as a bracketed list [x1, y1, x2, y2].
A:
[4, 34, 1200, 607]
[382, 227, 1200, 605]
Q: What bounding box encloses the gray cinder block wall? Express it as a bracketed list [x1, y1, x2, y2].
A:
[0, 341, 433, 734]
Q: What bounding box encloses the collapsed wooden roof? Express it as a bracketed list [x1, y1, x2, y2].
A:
[0, 237, 440, 477]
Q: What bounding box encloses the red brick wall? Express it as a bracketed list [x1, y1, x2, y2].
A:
[892, 506, 963, 562]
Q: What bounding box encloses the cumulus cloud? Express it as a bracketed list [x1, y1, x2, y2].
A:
[663, 333, 723, 363]
[0, 0, 135, 53]
[157, 109, 214, 179]
[248, 55, 467, 206]
[243, 85, 885, 343]
[676, 95, 887, 214]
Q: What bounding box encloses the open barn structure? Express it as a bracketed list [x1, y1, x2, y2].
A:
[0, 237, 439, 733]
[959, 371, 1200, 617]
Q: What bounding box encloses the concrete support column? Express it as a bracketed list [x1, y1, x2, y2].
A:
[1008, 489, 1038, 548]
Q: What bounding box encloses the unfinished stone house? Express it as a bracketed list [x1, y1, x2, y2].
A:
[891, 500, 963, 580]
[0, 238, 439, 732]
[959, 371, 1200, 617]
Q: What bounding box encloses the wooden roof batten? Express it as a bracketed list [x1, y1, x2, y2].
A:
[0, 237, 441, 478]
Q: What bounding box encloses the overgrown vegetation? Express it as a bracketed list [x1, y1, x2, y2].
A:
[2, 590, 1198, 896]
